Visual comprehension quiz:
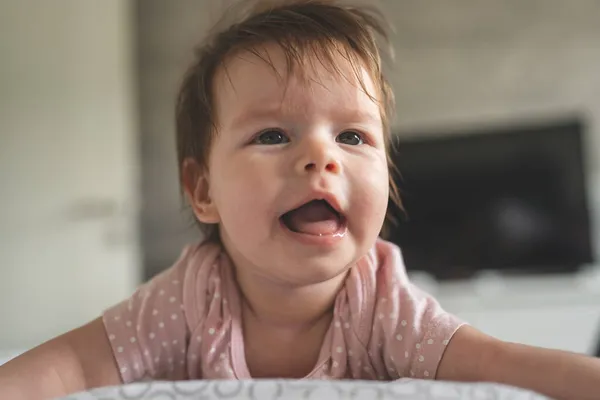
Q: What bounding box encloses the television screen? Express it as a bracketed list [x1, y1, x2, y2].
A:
[387, 118, 593, 280]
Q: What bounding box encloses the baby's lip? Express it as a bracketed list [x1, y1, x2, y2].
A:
[280, 191, 344, 219]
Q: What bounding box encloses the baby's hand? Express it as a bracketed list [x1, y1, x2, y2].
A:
[438, 325, 600, 400]
[0, 318, 121, 399]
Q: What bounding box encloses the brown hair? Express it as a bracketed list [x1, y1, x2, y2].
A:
[176, 0, 402, 240]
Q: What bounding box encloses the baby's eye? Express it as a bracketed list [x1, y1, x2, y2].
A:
[253, 129, 290, 145]
[336, 131, 364, 145]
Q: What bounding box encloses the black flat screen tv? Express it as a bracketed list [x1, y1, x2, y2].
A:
[386, 118, 594, 280]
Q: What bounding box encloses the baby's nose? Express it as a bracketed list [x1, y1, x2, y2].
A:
[295, 140, 341, 175]
[303, 160, 338, 173]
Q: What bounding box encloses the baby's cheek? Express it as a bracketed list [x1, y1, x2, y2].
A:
[229, 173, 278, 218]
[350, 168, 389, 231]
[355, 189, 387, 229]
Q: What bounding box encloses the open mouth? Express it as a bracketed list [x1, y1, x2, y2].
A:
[280, 199, 346, 236]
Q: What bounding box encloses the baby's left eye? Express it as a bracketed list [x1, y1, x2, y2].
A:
[336, 131, 364, 145]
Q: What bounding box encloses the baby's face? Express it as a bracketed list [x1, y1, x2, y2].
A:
[206, 45, 389, 285]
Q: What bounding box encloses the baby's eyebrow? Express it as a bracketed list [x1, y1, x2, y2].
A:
[230, 106, 282, 128]
[230, 106, 381, 129]
[335, 109, 381, 125]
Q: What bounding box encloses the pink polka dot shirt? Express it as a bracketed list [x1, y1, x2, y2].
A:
[102, 239, 465, 382]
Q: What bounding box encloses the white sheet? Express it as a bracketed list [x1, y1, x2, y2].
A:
[62, 379, 552, 400]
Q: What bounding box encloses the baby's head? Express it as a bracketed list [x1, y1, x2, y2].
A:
[177, 0, 401, 284]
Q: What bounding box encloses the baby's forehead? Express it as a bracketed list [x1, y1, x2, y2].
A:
[222, 44, 375, 87]
[214, 44, 382, 121]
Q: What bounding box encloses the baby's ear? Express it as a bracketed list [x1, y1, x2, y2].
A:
[181, 158, 220, 224]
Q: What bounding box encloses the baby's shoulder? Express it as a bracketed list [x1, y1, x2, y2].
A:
[177, 240, 224, 279]
[136, 240, 226, 321]
[341, 239, 412, 326]
[141, 241, 222, 291]
[359, 238, 411, 290]
[102, 240, 229, 382]
[174, 240, 226, 314]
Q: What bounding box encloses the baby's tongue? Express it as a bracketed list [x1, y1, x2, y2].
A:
[283, 200, 341, 235]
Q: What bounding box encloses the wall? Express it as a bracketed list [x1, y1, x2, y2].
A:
[0, 0, 140, 351]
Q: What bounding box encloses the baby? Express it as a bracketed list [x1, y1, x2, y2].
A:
[1, 1, 600, 399]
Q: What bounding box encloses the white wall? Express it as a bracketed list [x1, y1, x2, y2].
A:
[0, 1, 140, 351]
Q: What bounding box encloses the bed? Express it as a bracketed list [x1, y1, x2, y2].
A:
[61, 378, 551, 399]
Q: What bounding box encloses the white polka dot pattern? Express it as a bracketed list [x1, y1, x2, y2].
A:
[102, 240, 464, 383]
[102, 245, 200, 383]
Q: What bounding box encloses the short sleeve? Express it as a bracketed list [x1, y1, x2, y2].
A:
[102, 246, 195, 383]
[369, 240, 466, 380]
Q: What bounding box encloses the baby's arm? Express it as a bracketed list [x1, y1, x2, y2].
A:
[438, 325, 600, 400]
[0, 318, 120, 399]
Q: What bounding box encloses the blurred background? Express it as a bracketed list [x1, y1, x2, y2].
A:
[2, 0, 600, 361]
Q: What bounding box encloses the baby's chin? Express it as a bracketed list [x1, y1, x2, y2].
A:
[252, 243, 366, 285]
[256, 256, 356, 287]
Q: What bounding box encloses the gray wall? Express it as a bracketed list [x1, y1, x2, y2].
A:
[137, 0, 600, 277]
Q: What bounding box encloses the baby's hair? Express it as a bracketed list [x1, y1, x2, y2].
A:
[175, 0, 403, 241]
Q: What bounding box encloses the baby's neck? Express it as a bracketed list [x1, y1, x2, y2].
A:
[234, 268, 347, 329]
